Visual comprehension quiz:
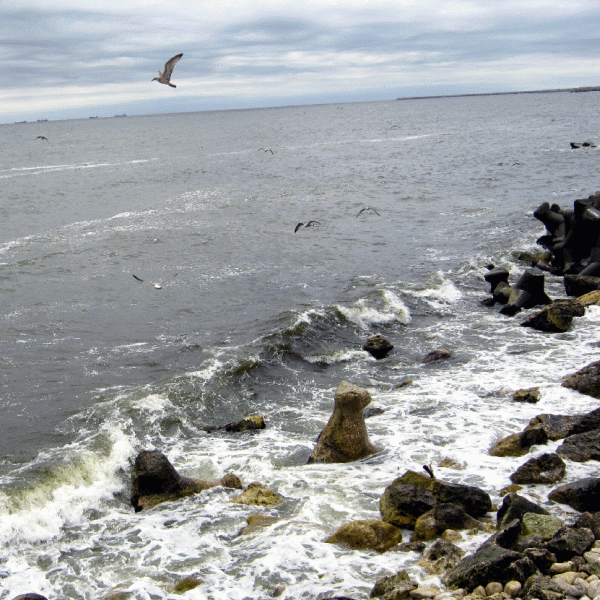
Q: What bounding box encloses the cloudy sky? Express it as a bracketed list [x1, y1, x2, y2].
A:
[2, 0, 600, 123]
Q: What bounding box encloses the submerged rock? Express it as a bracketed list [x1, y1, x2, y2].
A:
[512, 387, 541, 404]
[520, 299, 584, 333]
[562, 360, 600, 398]
[363, 334, 394, 359]
[423, 349, 452, 363]
[489, 425, 548, 457]
[230, 481, 283, 507]
[225, 414, 266, 432]
[325, 519, 402, 552]
[308, 380, 378, 463]
[130, 449, 241, 512]
[509, 453, 566, 484]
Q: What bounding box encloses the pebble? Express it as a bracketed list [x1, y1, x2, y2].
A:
[589, 580, 600, 598]
[410, 584, 441, 598]
[554, 571, 579, 584]
[550, 561, 576, 574]
[585, 550, 600, 563]
[484, 582, 503, 596]
[503, 580, 522, 597]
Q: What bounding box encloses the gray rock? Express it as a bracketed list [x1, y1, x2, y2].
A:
[509, 453, 566, 484]
[442, 543, 522, 591]
[548, 477, 600, 512]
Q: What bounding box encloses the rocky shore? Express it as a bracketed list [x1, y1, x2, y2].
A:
[13, 191, 600, 600]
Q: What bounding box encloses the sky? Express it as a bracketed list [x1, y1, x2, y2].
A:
[1, 0, 600, 123]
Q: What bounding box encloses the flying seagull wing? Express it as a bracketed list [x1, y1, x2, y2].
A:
[133, 274, 144, 282]
[162, 53, 183, 80]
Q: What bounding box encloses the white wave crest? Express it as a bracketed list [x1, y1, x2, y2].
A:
[337, 289, 411, 329]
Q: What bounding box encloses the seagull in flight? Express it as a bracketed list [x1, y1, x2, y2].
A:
[133, 273, 177, 289]
[35, 135, 48, 141]
[152, 53, 183, 88]
[356, 206, 380, 217]
[294, 221, 320, 232]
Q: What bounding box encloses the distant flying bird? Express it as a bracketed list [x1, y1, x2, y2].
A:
[356, 206, 380, 217]
[152, 53, 183, 88]
[35, 135, 48, 141]
[258, 147, 274, 154]
[133, 273, 177, 289]
[294, 221, 320, 233]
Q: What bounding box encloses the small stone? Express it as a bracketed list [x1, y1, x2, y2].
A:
[588, 579, 600, 597]
[441, 529, 463, 542]
[471, 586, 486, 598]
[503, 580, 522, 597]
[585, 550, 600, 563]
[484, 582, 503, 596]
[554, 570, 578, 584]
[230, 482, 283, 506]
[410, 584, 440, 598]
[512, 387, 541, 403]
[550, 561, 575, 574]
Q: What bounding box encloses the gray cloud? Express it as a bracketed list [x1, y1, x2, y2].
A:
[1, 1, 600, 122]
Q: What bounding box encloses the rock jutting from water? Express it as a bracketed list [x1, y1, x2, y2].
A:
[130, 449, 242, 511]
[307, 380, 378, 463]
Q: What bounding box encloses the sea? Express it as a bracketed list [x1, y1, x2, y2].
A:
[2, 93, 600, 600]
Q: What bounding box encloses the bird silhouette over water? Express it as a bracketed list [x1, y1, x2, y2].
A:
[35, 135, 48, 141]
[294, 221, 320, 232]
[133, 273, 177, 289]
[258, 147, 274, 154]
[356, 206, 380, 217]
[152, 53, 183, 88]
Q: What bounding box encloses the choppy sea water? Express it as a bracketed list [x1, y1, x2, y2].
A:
[2, 93, 600, 599]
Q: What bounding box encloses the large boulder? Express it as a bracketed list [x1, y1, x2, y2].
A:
[442, 543, 523, 591]
[379, 473, 436, 529]
[489, 425, 548, 457]
[412, 503, 481, 541]
[520, 300, 584, 333]
[370, 570, 417, 598]
[543, 526, 595, 561]
[562, 360, 600, 398]
[130, 449, 241, 511]
[521, 574, 566, 600]
[556, 429, 600, 462]
[325, 519, 402, 552]
[564, 274, 600, 296]
[509, 453, 566, 484]
[308, 381, 378, 463]
[497, 493, 550, 529]
[418, 539, 466, 574]
[431, 479, 492, 518]
[548, 477, 600, 512]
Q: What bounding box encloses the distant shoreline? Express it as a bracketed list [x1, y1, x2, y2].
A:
[397, 86, 600, 101]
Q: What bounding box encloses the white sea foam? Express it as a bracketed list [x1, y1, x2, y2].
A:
[337, 289, 411, 328]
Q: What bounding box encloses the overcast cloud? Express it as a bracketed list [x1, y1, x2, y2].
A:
[1, 0, 600, 122]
